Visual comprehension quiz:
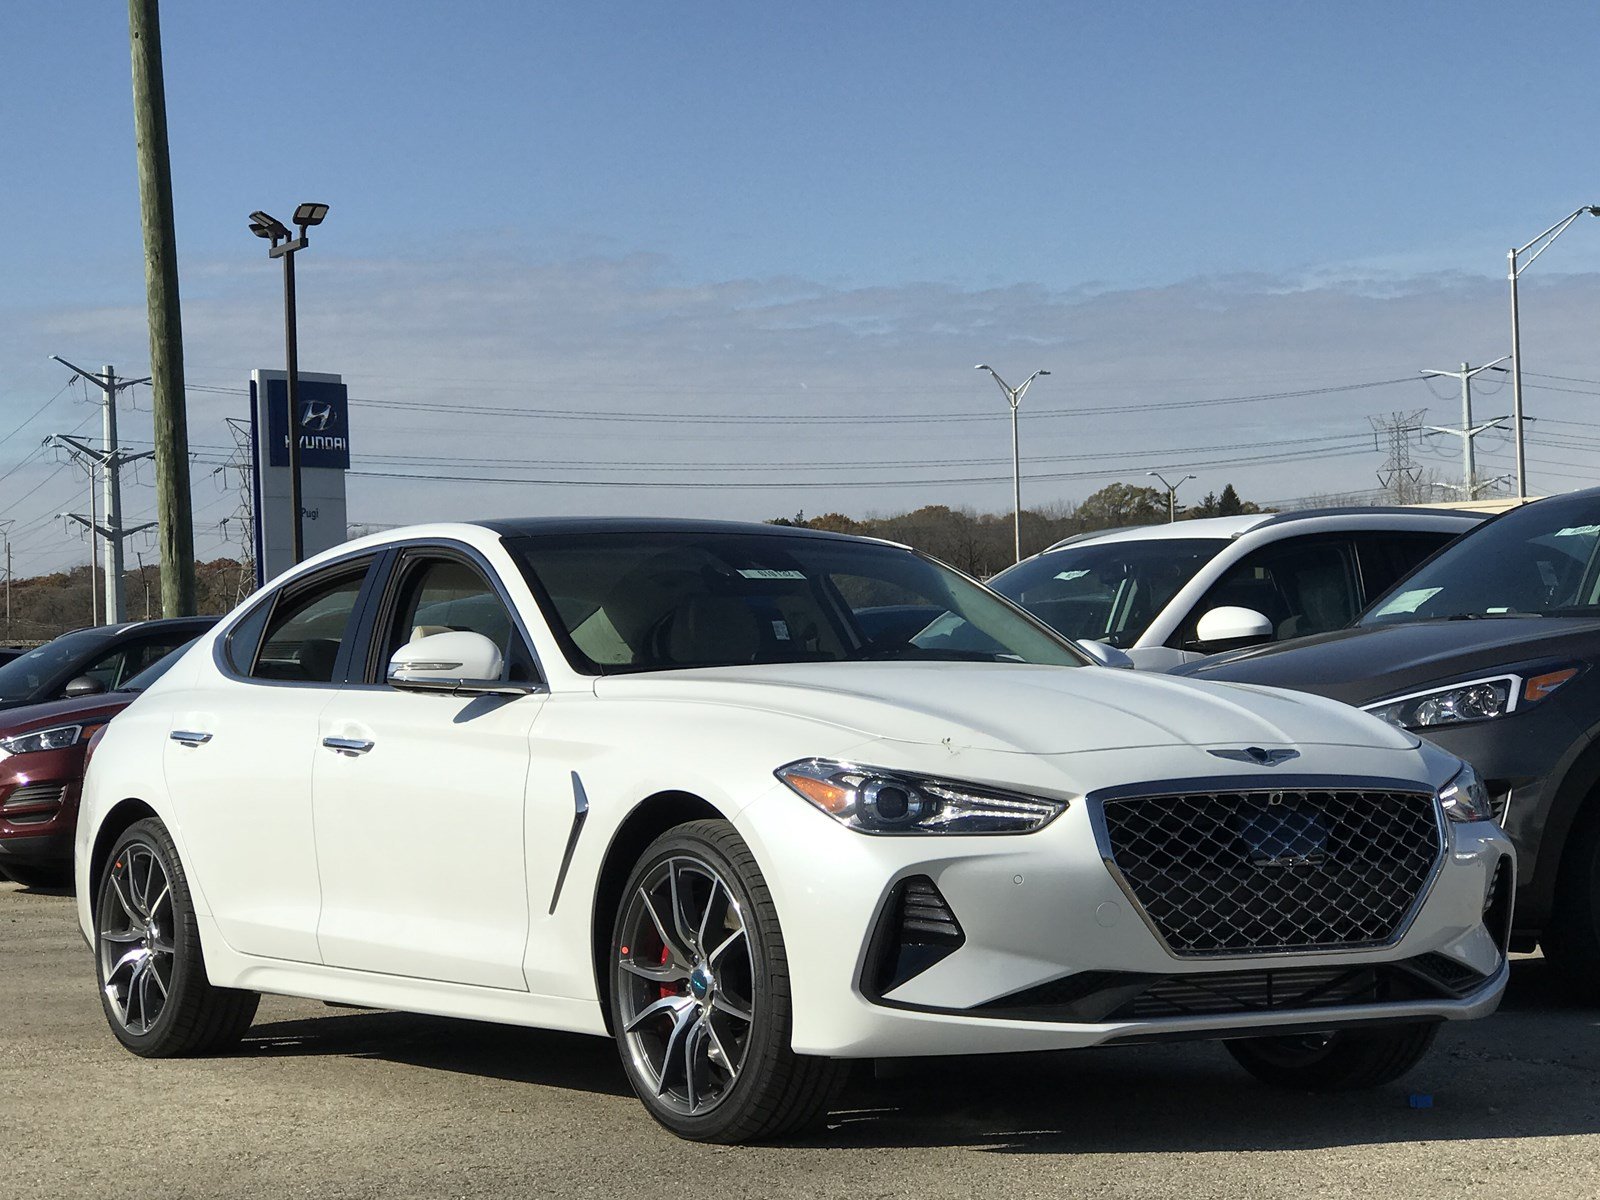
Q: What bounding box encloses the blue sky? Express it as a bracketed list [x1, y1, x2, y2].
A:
[4, 2, 1600, 573]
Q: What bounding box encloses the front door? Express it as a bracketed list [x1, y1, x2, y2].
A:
[311, 550, 545, 991]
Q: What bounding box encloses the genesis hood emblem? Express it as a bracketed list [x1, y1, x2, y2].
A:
[1209, 746, 1300, 767]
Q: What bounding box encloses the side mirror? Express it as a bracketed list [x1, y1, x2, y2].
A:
[64, 675, 107, 699]
[1192, 606, 1274, 652]
[387, 631, 534, 697]
[1077, 639, 1136, 670]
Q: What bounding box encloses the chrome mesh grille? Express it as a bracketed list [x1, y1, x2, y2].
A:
[1099, 788, 1442, 956]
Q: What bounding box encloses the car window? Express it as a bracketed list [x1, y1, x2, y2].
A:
[252, 568, 370, 684]
[77, 645, 132, 693]
[1178, 536, 1361, 646]
[384, 556, 537, 682]
[1351, 531, 1458, 601]
[0, 628, 106, 702]
[989, 538, 1228, 649]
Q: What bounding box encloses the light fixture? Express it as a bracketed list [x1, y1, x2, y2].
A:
[294, 202, 330, 227]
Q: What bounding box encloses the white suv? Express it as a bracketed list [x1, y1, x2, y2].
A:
[990, 507, 1483, 670]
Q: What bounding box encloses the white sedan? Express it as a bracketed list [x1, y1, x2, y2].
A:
[76, 519, 1513, 1142]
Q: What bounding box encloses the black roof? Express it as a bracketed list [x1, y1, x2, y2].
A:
[472, 516, 880, 544]
[63, 616, 219, 641]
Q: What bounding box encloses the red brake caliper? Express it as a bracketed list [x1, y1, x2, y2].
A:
[658, 943, 675, 1000]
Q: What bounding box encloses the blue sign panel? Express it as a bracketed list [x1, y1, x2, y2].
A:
[262, 378, 351, 469]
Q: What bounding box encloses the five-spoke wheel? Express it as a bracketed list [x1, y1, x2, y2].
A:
[93, 818, 259, 1056]
[609, 820, 846, 1142]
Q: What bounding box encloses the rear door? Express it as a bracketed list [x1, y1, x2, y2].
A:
[163, 556, 381, 963]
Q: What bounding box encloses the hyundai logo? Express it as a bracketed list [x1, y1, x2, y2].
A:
[300, 401, 335, 431]
[1208, 746, 1301, 767]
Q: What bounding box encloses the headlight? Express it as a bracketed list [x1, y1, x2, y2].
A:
[1365, 666, 1581, 730]
[0, 724, 85, 756]
[775, 759, 1067, 835]
[1437, 762, 1493, 823]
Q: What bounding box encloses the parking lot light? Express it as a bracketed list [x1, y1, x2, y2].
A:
[976, 364, 1051, 563]
[1507, 205, 1600, 499]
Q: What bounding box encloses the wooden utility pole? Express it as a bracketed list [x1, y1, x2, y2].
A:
[128, 0, 196, 615]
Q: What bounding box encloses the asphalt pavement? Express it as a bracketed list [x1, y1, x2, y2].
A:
[4, 878, 1598, 1199]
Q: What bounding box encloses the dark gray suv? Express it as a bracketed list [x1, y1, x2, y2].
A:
[1177, 489, 1600, 998]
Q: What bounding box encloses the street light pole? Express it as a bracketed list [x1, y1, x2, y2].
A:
[249, 203, 329, 565]
[1507, 205, 1600, 500]
[1148, 472, 1195, 523]
[975, 365, 1051, 563]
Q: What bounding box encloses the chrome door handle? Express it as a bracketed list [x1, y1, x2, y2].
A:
[322, 737, 374, 756]
[170, 730, 212, 747]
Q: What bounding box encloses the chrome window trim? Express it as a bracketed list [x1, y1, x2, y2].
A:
[1085, 774, 1448, 963]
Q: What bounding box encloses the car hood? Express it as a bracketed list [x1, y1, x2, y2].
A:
[1176, 616, 1600, 706]
[591, 661, 1420, 755]
[0, 692, 135, 735]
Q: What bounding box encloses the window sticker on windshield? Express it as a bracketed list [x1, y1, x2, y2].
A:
[772, 619, 791, 641]
[1538, 560, 1560, 590]
[1053, 569, 1091, 582]
[738, 568, 806, 580]
[1554, 525, 1600, 537]
[1373, 587, 1442, 615]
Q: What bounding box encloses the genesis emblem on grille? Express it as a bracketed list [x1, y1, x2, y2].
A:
[1209, 746, 1300, 767]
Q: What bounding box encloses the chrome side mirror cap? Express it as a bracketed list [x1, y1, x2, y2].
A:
[1077, 639, 1136, 670]
[387, 631, 534, 696]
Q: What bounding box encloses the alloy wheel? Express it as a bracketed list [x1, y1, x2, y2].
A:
[97, 842, 176, 1036]
[616, 854, 755, 1117]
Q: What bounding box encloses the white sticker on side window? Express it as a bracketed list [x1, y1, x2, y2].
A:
[1373, 587, 1442, 615]
[738, 569, 806, 580]
[772, 619, 791, 640]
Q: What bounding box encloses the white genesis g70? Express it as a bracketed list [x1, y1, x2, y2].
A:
[75, 519, 1514, 1142]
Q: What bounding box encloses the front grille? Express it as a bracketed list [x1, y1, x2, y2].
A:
[1, 783, 68, 824]
[1098, 787, 1442, 956]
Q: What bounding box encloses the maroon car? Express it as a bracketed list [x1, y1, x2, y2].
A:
[0, 648, 192, 888]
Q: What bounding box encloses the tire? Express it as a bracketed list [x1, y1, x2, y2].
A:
[1226, 1022, 1438, 1091]
[93, 817, 259, 1057]
[1543, 807, 1600, 1003]
[609, 819, 848, 1143]
[0, 860, 72, 889]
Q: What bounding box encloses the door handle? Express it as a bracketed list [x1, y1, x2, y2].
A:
[322, 737, 375, 756]
[170, 730, 212, 747]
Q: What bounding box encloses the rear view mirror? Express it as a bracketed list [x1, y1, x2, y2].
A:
[1192, 606, 1274, 652]
[64, 675, 107, 699]
[387, 631, 534, 697]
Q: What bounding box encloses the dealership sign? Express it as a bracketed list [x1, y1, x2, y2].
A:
[249, 370, 352, 587]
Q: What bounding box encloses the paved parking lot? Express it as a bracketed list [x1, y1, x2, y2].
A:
[4, 878, 1599, 1199]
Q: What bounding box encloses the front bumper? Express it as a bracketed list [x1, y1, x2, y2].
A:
[0, 755, 84, 868]
[737, 775, 1513, 1058]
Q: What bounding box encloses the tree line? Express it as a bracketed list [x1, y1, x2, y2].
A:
[770, 482, 1264, 578]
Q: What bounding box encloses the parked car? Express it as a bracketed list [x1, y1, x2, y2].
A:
[989, 507, 1481, 669]
[0, 618, 215, 711]
[77, 519, 1509, 1142]
[1176, 487, 1600, 997]
[0, 645, 197, 888]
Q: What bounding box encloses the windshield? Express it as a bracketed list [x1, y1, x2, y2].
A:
[1362, 494, 1600, 626]
[0, 629, 106, 701]
[506, 530, 1086, 674]
[989, 537, 1229, 648]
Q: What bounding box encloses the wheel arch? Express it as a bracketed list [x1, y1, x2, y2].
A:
[589, 789, 725, 1034]
[88, 798, 161, 904]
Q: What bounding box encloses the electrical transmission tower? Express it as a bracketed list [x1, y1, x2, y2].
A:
[49, 358, 155, 623]
[1420, 359, 1512, 500]
[1369, 410, 1433, 504]
[216, 417, 257, 603]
